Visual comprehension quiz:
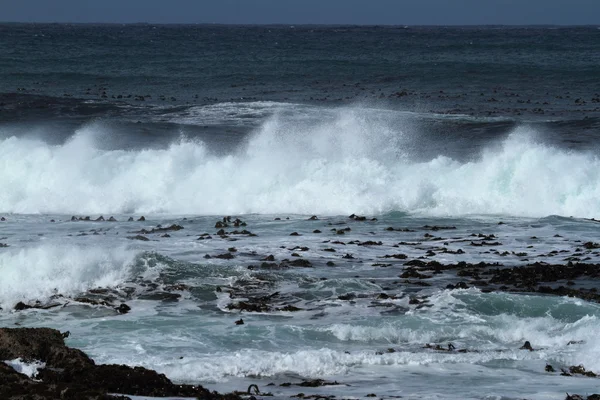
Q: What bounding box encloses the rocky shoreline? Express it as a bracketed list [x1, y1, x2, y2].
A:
[0, 327, 241, 400]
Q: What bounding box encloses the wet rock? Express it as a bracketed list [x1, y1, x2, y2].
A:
[235, 318, 244, 325]
[568, 364, 597, 377]
[13, 302, 33, 311]
[137, 216, 145, 221]
[164, 284, 190, 291]
[382, 253, 407, 259]
[0, 328, 238, 399]
[290, 232, 301, 236]
[135, 224, 184, 234]
[423, 225, 456, 231]
[286, 259, 312, 267]
[520, 341, 534, 351]
[545, 364, 555, 372]
[126, 235, 150, 241]
[296, 379, 340, 387]
[226, 301, 270, 313]
[279, 305, 303, 312]
[338, 293, 356, 301]
[399, 269, 431, 279]
[115, 304, 131, 314]
[74, 297, 112, 307]
[357, 241, 382, 246]
[214, 253, 235, 260]
[127, 217, 134, 221]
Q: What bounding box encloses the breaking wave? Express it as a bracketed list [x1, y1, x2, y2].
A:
[1, 107, 599, 217]
[0, 245, 137, 309]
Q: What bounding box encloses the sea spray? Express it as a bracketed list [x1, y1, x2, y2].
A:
[0, 245, 137, 309]
[1, 107, 599, 217]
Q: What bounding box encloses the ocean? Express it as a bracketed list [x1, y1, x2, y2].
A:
[1, 24, 600, 399]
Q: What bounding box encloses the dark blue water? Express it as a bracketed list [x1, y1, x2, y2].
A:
[1, 24, 599, 117]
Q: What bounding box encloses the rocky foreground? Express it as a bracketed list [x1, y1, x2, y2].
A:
[0, 327, 241, 400]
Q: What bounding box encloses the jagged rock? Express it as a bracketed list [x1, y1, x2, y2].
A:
[0, 328, 240, 399]
[115, 304, 131, 314]
[126, 235, 150, 241]
[135, 224, 184, 234]
[520, 341, 534, 351]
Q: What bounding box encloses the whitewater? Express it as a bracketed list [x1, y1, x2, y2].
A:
[1, 106, 599, 218]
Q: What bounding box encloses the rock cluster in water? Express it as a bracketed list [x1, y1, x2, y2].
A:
[0, 327, 241, 400]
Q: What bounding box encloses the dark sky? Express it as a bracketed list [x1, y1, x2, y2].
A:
[1, 0, 599, 25]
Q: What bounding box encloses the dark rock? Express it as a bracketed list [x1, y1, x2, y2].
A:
[287, 259, 312, 267]
[290, 232, 300, 236]
[520, 341, 533, 351]
[296, 379, 340, 387]
[137, 216, 146, 221]
[13, 302, 33, 311]
[135, 224, 184, 234]
[126, 235, 150, 241]
[545, 364, 555, 372]
[214, 253, 235, 260]
[383, 253, 407, 259]
[0, 327, 239, 399]
[279, 305, 303, 312]
[115, 304, 131, 314]
[569, 365, 597, 377]
[399, 268, 431, 279]
[235, 318, 244, 325]
[226, 301, 270, 313]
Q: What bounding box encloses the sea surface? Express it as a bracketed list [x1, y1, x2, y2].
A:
[1, 24, 600, 399]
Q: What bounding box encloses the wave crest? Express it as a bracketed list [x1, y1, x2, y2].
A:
[1, 108, 599, 217]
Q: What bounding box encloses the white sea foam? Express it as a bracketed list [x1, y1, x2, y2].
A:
[127, 346, 545, 384]
[4, 358, 46, 379]
[0, 245, 137, 309]
[1, 106, 599, 216]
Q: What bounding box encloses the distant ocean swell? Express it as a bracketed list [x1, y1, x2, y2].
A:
[1, 108, 599, 217]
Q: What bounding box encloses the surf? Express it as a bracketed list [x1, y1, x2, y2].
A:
[1, 107, 599, 217]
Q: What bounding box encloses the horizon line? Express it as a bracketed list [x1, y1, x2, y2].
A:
[1, 21, 599, 27]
